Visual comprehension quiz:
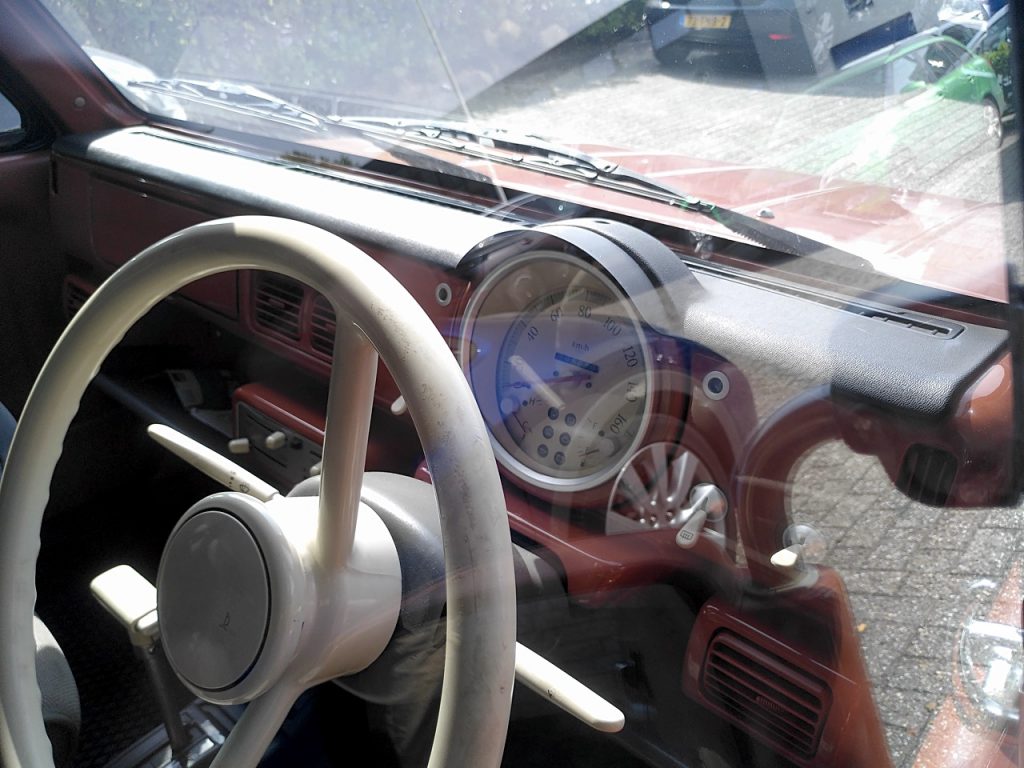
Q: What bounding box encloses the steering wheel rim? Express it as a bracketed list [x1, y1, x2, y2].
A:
[0, 216, 516, 767]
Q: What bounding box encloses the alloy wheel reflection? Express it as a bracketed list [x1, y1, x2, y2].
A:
[983, 99, 1004, 146]
[606, 442, 725, 535]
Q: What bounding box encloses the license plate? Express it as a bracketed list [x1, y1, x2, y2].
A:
[683, 14, 732, 30]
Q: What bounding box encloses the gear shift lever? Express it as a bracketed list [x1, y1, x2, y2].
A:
[90, 565, 191, 756]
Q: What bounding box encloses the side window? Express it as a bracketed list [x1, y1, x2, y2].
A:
[924, 43, 957, 78]
[0, 91, 26, 151]
[890, 51, 935, 95]
[981, 15, 1011, 54]
[935, 41, 968, 69]
[943, 24, 975, 46]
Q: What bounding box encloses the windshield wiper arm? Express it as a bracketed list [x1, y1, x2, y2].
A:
[122, 89, 502, 194]
[336, 117, 869, 267]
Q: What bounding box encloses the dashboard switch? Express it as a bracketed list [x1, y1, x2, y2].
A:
[228, 438, 251, 454]
[771, 524, 827, 573]
[264, 430, 287, 450]
[770, 545, 803, 570]
[675, 483, 727, 549]
[675, 508, 708, 548]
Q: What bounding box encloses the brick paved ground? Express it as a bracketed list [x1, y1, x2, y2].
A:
[792, 442, 1021, 766]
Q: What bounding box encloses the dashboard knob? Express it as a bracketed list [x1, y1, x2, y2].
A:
[228, 438, 250, 454]
[771, 524, 828, 572]
[264, 430, 287, 451]
[675, 483, 727, 549]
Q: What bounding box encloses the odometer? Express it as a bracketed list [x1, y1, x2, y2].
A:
[460, 250, 653, 492]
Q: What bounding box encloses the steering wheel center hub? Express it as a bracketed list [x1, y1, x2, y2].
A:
[158, 509, 270, 692]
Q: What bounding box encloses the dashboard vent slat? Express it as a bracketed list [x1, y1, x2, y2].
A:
[897, 444, 958, 506]
[310, 294, 336, 358]
[859, 310, 957, 338]
[701, 631, 830, 759]
[254, 273, 304, 341]
[705, 653, 820, 727]
[63, 278, 92, 320]
[710, 687, 817, 750]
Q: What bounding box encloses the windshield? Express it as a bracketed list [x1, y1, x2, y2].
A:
[29, 2, 1024, 768]
[42, 0, 1017, 297]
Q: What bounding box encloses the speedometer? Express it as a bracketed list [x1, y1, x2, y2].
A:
[460, 250, 653, 492]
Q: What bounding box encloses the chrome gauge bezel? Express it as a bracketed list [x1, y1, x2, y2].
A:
[459, 249, 655, 494]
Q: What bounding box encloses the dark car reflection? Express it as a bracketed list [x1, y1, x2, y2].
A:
[644, 0, 938, 75]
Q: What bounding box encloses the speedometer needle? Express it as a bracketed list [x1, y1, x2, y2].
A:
[546, 372, 590, 385]
[505, 372, 589, 387]
[509, 355, 565, 411]
[507, 373, 589, 388]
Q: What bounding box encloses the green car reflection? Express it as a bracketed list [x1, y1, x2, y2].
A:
[786, 34, 1007, 193]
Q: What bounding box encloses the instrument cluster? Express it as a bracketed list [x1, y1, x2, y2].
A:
[456, 220, 700, 509]
[460, 249, 654, 492]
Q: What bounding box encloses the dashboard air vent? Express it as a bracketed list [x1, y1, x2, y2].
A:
[857, 309, 958, 338]
[897, 444, 957, 506]
[702, 630, 829, 759]
[254, 273, 303, 340]
[63, 277, 93, 319]
[310, 294, 337, 358]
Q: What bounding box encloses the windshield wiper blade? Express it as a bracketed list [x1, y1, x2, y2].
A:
[119, 92, 503, 194]
[337, 117, 870, 268]
[128, 78, 330, 133]
[337, 116, 624, 176]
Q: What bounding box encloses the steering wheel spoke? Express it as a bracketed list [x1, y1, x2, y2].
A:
[316, 324, 378, 571]
[210, 682, 304, 768]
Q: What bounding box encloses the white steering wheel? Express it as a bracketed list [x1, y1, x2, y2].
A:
[0, 216, 516, 767]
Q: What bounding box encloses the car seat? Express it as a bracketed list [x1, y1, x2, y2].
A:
[0, 400, 13, 474]
[0, 401, 81, 768]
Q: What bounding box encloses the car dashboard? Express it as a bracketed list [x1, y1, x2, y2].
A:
[42, 125, 1016, 768]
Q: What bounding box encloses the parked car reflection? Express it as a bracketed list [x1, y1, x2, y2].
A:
[967, 4, 1014, 112]
[644, 0, 941, 75]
